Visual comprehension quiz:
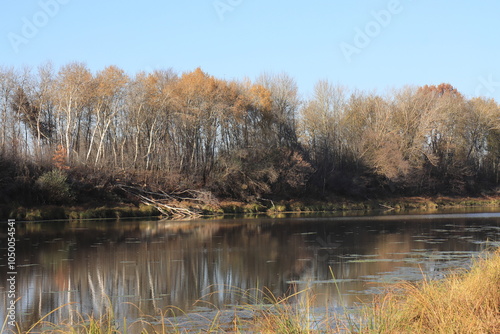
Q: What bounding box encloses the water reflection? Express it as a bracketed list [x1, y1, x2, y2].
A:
[0, 214, 499, 329]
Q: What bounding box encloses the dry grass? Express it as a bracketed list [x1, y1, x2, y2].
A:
[357, 249, 500, 333]
[3, 286, 350, 333]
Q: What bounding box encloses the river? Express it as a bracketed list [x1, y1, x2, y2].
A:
[1, 210, 500, 331]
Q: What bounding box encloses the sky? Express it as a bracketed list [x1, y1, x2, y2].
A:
[1, 0, 500, 100]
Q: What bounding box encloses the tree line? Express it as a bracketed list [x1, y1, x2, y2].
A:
[1, 62, 500, 205]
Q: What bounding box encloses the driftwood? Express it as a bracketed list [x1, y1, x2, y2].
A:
[379, 203, 395, 211]
[118, 184, 214, 219]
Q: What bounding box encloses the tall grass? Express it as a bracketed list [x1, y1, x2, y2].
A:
[250, 286, 349, 333]
[357, 249, 500, 333]
[4, 286, 348, 333]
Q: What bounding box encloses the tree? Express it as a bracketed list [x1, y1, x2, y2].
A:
[256, 72, 300, 149]
[11, 79, 54, 162]
[52, 144, 69, 170]
[3, 62, 500, 200]
[0, 67, 21, 158]
[300, 80, 347, 191]
[52, 62, 93, 165]
[87, 65, 128, 167]
[465, 98, 500, 181]
[33, 62, 56, 161]
[170, 68, 217, 178]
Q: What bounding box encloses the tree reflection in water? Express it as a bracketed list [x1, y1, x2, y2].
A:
[1, 214, 498, 330]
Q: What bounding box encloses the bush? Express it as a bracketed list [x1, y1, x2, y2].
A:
[36, 169, 74, 205]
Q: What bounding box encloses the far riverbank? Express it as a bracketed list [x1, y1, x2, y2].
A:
[4, 195, 500, 221]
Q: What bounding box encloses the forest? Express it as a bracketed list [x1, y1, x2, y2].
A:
[1, 62, 500, 211]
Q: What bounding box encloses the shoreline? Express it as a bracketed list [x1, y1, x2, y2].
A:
[3, 195, 500, 222]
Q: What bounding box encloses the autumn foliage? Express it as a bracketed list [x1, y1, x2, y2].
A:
[52, 144, 69, 170]
[1, 62, 500, 205]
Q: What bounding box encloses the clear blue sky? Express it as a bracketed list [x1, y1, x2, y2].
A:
[1, 0, 499, 100]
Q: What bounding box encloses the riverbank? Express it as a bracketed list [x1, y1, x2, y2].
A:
[356, 248, 500, 333]
[2, 203, 161, 221]
[222, 195, 500, 214]
[3, 195, 500, 221]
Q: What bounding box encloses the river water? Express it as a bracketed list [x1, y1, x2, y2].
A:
[1, 210, 500, 331]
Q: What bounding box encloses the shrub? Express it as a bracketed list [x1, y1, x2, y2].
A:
[36, 169, 74, 205]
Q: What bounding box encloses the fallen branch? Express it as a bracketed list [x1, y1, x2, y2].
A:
[139, 195, 202, 219]
[117, 184, 207, 219]
[379, 203, 395, 211]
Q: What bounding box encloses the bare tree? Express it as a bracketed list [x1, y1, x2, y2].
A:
[256, 72, 300, 148]
[0, 66, 17, 156]
[52, 62, 93, 164]
[300, 80, 348, 190]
